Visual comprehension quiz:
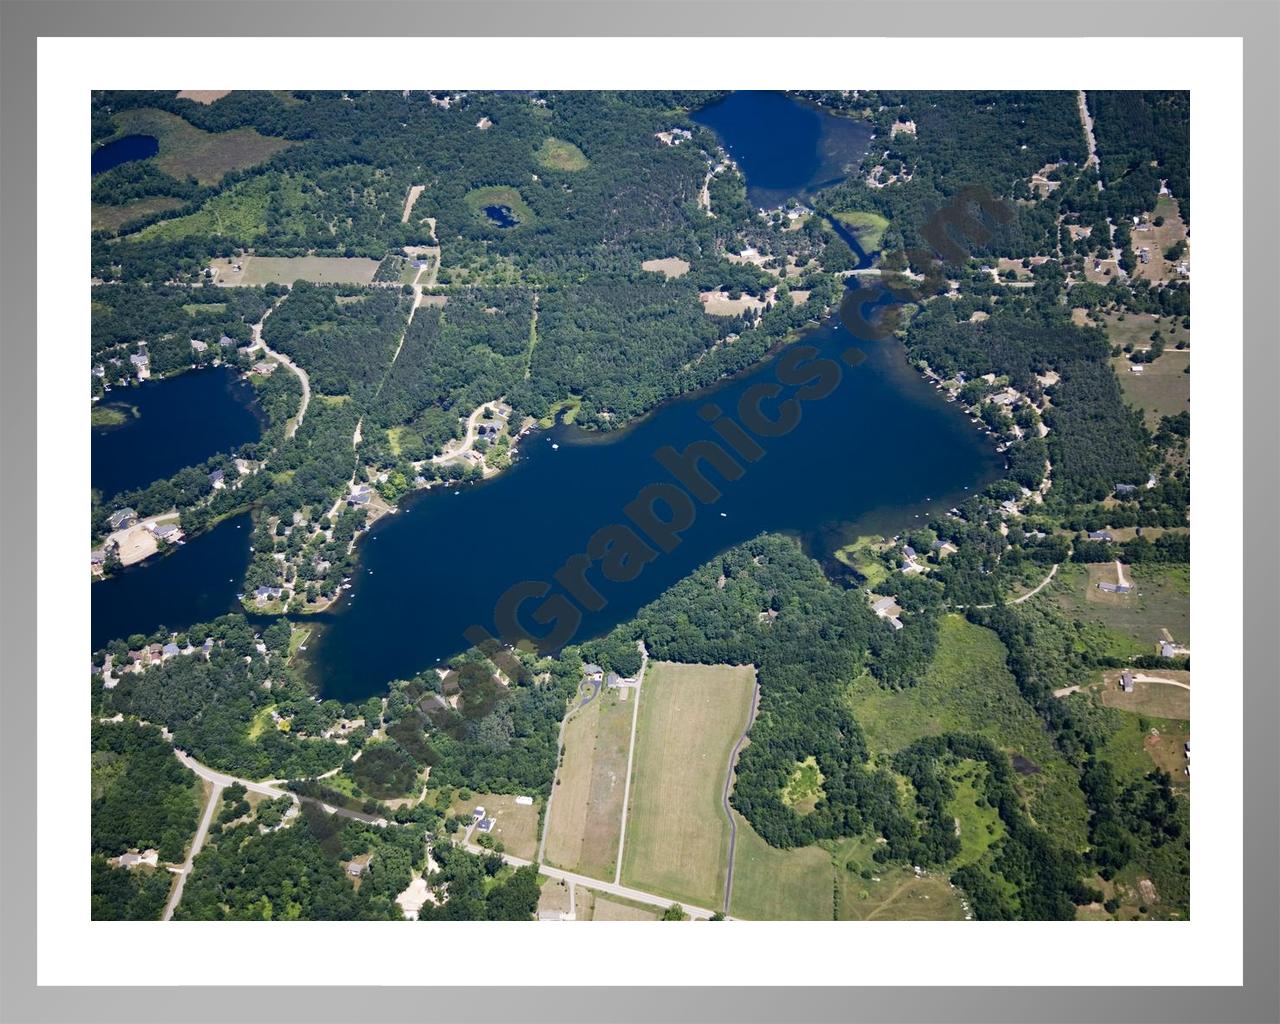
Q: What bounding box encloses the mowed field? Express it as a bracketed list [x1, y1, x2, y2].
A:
[619, 662, 756, 909]
[105, 107, 292, 186]
[729, 811, 834, 920]
[212, 255, 382, 287]
[543, 689, 635, 880]
[1112, 348, 1190, 429]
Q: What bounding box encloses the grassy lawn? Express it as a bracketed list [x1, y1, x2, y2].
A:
[620, 662, 756, 909]
[543, 689, 634, 880]
[1111, 348, 1190, 429]
[463, 185, 534, 228]
[833, 210, 890, 251]
[103, 107, 292, 186]
[729, 811, 834, 920]
[92, 196, 186, 233]
[535, 137, 589, 172]
[1050, 562, 1190, 651]
[449, 792, 541, 860]
[538, 396, 581, 428]
[1091, 669, 1190, 720]
[946, 760, 1005, 867]
[833, 533, 892, 588]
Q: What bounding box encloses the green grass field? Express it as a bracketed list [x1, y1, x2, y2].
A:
[1050, 562, 1190, 651]
[620, 662, 756, 909]
[535, 137, 589, 172]
[833, 210, 890, 251]
[1112, 347, 1190, 429]
[780, 755, 825, 815]
[728, 811, 834, 920]
[102, 107, 292, 186]
[543, 689, 634, 880]
[463, 186, 534, 228]
[135, 174, 307, 244]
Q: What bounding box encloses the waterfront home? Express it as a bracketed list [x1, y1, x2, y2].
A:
[581, 663, 603, 682]
[208, 469, 225, 489]
[190, 338, 208, 353]
[107, 507, 138, 531]
[150, 522, 181, 543]
[218, 335, 236, 348]
[253, 586, 284, 604]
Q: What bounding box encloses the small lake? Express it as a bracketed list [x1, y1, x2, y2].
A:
[692, 91, 874, 209]
[93, 367, 263, 500]
[483, 204, 519, 228]
[92, 134, 160, 175]
[91, 512, 253, 651]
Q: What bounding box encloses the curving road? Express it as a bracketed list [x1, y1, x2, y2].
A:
[720, 677, 761, 915]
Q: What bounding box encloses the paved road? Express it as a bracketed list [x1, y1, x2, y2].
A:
[612, 642, 648, 885]
[463, 840, 725, 921]
[720, 677, 761, 915]
[162, 777, 223, 921]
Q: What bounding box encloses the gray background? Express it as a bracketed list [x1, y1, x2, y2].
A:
[1, 2, 1276, 1021]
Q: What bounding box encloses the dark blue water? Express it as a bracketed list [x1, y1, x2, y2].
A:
[91, 512, 253, 650]
[307, 321, 1000, 700]
[92, 134, 159, 175]
[92, 367, 262, 500]
[483, 204, 519, 228]
[693, 91, 874, 209]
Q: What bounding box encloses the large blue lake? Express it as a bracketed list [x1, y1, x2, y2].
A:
[90, 91, 1001, 701]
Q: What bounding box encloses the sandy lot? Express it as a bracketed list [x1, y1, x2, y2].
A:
[700, 287, 776, 317]
[212, 255, 382, 287]
[640, 257, 690, 279]
[401, 185, 425, 224]
[177, 90, 231, 104]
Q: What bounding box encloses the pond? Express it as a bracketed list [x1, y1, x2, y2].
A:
[93, 366, 263, 501]
[692, 91, 874, 210]
[483, 204, 520, 228]
[92, 134, 160, 175]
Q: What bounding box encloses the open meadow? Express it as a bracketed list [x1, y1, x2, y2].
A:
[1050, 562, 1190, 651]
[620, 662, 756, 909]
